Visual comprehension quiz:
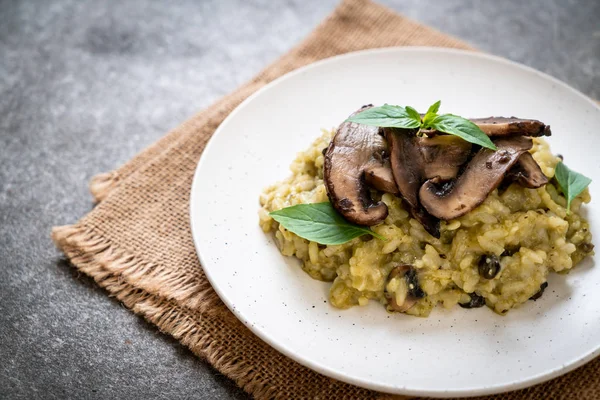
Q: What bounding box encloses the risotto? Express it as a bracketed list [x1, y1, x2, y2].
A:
[259, 125, 593, 317]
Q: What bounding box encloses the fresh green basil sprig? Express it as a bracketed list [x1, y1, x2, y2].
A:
[554, 161, 592, 213]
[269, 202, 385, 245]
[346, 100, 497, 150]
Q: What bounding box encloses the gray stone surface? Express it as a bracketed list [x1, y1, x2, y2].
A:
[0, 0, 598, 398]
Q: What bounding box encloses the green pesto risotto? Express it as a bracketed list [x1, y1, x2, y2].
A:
[259, 129, 593, 316]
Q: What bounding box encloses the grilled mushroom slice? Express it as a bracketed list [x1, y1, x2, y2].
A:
[505, 152, 549, 188]
[364, 160, 399, 195]
[384, 130, 474, 237]
[323, 106, 390, 226]
[419, 136, 533, 220]
[385, 128, 441, 237]
[385, 265, 425, 313]
[384, 128, 421, 208]
[418, 135, 472, 180]
[470, 117, 551, 137]
[361, 134, 473, 210]
[425, 117, 551, 138]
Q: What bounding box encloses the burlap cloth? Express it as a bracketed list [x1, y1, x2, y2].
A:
[52, 0, 599, 398]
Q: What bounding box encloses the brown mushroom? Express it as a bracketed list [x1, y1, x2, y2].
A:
[425, 117, 551, 138]
[505, 152, 549, 188]
[323, 106, 390, 226]
[360, 134, 472, 194]
[419, 136, 533, 220]
[385, 129, 472, 237]
[384, 127, 421, 209]
[384, 127, 441, 237]
[417, 135, 472, 180]
[364, 160, 399, 195]
[470, 117, 551, 137]
[385, 265, 425, 313]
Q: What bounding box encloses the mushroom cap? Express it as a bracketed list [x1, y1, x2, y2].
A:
[384, 127, 421, 210]
[384, 129, 473, 237]
[417, 135, 472, 180]
[425, 117, 551, 138]
[364, 160, 399, 195]
[505, 152, 549, 188]
[419, 136, 533, 220]
[323, 107, 389, 226]
[384, 127, 441, 237]
[362, 134, 473, 194]
[470, 117, 551, 137]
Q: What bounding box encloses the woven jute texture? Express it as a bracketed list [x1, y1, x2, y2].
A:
[52, 0, 599, 398]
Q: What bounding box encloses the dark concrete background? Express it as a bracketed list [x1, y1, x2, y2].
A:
[1, 0, 598, 399]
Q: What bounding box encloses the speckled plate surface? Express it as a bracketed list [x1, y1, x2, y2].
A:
[190, 48, 600, 397]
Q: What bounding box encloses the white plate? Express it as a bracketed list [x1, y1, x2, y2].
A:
[190, 48, 600, 397]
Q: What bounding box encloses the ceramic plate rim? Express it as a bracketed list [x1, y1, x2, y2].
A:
[190, 47, 600, 397]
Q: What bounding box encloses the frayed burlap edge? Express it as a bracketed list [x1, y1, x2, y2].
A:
[52, 225, 218, 312]
[89, 172, 119, 202]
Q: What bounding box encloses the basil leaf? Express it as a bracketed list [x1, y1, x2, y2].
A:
[405, 106, 422, 124]
[422, 100, 441, 128]
[554, 161, 592, 212]
[429, 114, 497, 150]
[269, 202, 386, 245]
[346, 104, 421, 129]
[426, 100, 441, 115]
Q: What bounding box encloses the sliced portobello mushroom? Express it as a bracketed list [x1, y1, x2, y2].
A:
[363, 135, 472, 196]
[363, 159, 399, 195]
[425, 117, 551, 138]
[470, 117, 551, 137]
[323, 106, 390, 226]
[385, 265, 425, 313]
[384, 128, 421, 208]
[505, 152, 549, 189]
[419, 136, 533, 220]
[385, 127, 441, 237]
[417, 135, 472, 180]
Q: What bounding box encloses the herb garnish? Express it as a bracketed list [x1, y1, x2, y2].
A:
[345, 104, 421, 129]
[554, 161, 592, 213]
[269, 202, 386, 245]
[346, 100, 497, 151]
